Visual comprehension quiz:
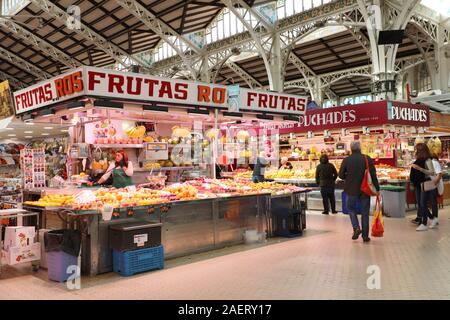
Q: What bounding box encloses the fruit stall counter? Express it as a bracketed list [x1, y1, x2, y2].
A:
[23, 190, 309, 276]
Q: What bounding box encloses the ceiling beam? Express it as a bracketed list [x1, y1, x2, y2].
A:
[114, 0, 205, 78]
[0, 45, 52, 79]
[118, 0, 203, 55]
[0, 70, 27, 89]
[232, 0, 274, 32]
[151, 0, 361, 73]
[226, 61, 263, 88]
[27, 0, 151, 69]
[0, 17, 79, 68]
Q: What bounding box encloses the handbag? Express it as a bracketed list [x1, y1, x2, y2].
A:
[422, 180, 436, 192]
[371, 196, 384, 237]
[361, 155, 378, 197]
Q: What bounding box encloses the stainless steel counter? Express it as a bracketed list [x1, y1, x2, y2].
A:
[25, 191, 309, 276]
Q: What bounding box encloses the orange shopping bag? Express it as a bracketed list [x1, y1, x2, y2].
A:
[371, 196, 384, 237]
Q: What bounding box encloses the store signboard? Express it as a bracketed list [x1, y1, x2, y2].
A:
[263, 101, 429, 134]
[84, 66, 228, 109]
[13, 67, 85, 115]
[239, 88, 307, 115]
[13, 66, 309, 116]
[387, 101, 430, 126]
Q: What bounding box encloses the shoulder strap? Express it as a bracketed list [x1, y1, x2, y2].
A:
[364, 155, 369, 170]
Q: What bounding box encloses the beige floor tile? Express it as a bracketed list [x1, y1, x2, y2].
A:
[1, 207, 450, 300]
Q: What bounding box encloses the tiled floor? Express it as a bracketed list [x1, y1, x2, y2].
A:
[1, 206, 450, 300]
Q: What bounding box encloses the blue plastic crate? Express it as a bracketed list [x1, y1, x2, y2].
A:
[47, 251, 78, 282]
[113, 245, 164, 277]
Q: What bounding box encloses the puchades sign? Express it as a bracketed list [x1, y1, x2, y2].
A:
[169, 122, 280, 168]
[12, 66, 307, 116]
[261, 101, 430, 133]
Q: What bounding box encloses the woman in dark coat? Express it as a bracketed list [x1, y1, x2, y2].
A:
[315, 154, 338, 215]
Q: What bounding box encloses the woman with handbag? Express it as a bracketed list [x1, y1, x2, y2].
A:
[411, 143, 437, 231]
[409, 145, 427, 225]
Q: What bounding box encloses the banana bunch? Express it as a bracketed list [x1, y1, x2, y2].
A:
[126, 126, 146, 138]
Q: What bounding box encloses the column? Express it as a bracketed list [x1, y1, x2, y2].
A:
[199, 57, 211, 83]
[268, 33, 284, 92]
[435, 24, 450, 92]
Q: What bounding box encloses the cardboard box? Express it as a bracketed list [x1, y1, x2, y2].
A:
[3, 226, 36, 251]
[1, 243, 41, 266]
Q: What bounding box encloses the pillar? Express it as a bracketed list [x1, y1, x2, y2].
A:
[199, 57, 211, 83]
[268, 34, 284, 92]
[433, 24, 450, 92]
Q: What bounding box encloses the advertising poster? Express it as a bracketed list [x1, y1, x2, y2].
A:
[0, 80, 14, 119]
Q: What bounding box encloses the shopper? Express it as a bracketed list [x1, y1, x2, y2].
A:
[98, 150, 134, 188]
[431, 153, 444, 198]
[409, 145, 427, 225]
[252, 151, 268, 183]
[338, 141, 380, 242]
[315, 154, 338, 215]
[411, 143, 438, 231]
[279, 157, 293, 170]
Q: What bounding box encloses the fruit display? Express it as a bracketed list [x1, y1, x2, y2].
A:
[143, 136, 155, 143]
[28, 179, 305, 212]
[375, 165, 409, 180]
[144, 163, 161, 169]
[171, 126, 191, 139]
[233, 171, 252, 179]
[144, 175, 167, 190]
[71, 172, 90, 183]
[126, 125, 146, 139]
[163, 184, 198, 200]
[264, 168, 315, 180]
[264, 168, 294, 179]
[24, 194, 75, 207]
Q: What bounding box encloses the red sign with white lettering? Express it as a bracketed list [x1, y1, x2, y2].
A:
[262, 101, 429, 133]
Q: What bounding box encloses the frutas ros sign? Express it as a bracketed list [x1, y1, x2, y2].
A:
[13, 66, 307, 116]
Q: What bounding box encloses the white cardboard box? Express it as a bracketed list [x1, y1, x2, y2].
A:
[3, 226, 36, 251]
[1, 243, 41, 266]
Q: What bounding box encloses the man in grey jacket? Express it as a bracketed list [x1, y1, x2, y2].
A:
[339, 141, 380, 242]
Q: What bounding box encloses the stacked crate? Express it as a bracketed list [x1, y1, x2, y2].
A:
[109, 221, 164, 276]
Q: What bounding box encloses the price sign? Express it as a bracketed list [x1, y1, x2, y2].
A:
[145, 143, 168, 160]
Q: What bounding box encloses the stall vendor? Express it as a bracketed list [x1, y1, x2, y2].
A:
[279, 157, 293, 170]
[98, 150, 134, 188]
[252, 151, 268, 183]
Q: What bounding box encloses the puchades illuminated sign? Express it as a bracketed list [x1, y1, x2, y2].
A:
[387, 101, 428, 123]
[13, 66, 307, 116]
[261, 101, 430, 133]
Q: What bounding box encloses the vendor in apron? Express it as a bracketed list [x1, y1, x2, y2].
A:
[98, 150, 134, 188]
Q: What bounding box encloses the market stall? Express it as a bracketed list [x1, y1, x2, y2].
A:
[12, 66, 310, 275]
[257, 101, 448, 212]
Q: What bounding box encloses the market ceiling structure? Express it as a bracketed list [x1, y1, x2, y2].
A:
[0, 0, 449, 100]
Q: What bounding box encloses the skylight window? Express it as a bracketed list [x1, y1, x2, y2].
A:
[421, 0, 450, 16]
